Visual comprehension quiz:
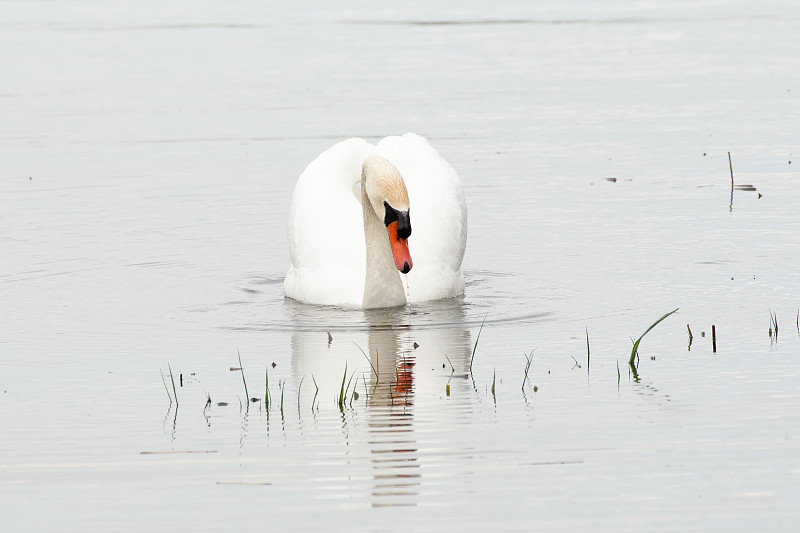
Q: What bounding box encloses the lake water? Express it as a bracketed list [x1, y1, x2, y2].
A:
[2, 1, 799, 530]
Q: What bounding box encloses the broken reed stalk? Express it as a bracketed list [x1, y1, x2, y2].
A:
[491, 369, 496, 397]
[311, 375, 320, 411]
[712, 324, 717, 352]
[237, 349, 249, 402]
[445, 354, 455, 374]
[264, 365, 271, 411]
[729, 152, 735, 212]
[629, 308, 680, 365]
[469, 315, 487, 373]
[168, 363, 179, 406]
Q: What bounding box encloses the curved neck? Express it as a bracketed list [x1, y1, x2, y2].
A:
[361, 173, 407, 309]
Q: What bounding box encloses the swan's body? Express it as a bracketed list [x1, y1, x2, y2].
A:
[284, 133, 467, 308]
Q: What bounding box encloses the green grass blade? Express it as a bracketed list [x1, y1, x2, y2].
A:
[337, 363, 347, 409]
[469, 315, 487, 373]
[237, 349, 249, 402]
[522, 350, 534, 391]
[629, 308, 679, 365]
[297, 375, 305, 414]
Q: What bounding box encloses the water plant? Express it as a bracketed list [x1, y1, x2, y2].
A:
[337, 364, 358, 410]
[237, 349, 249, 404]
[168, 362, 179, 406]
[297, 376, 305, 414]
[337, 364, 347, 409]
[629, 308, 679, 365]
[444, 354, 455, 374]
[353, 342, 378, 381]
[769, 309, 778, 339]
[522, 350, 534, 391]
[264, 365, 271, 411]
[585, 327, 590, 370]
[311, 374, 320, 412]
[346, 368, 358, 407]
[712, 324, 717, 352]
[161, 369, 173, 404]
[469, 316, 487, 373]
[361, 374, 369, 401]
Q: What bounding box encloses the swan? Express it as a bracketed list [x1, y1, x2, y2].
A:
[284, 132, 467, 309]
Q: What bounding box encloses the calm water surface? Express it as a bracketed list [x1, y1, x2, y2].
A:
[2, 1, 799, 531]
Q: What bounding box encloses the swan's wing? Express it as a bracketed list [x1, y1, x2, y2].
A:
[376, 133, 468, 302]
[285, 138, 378, 306]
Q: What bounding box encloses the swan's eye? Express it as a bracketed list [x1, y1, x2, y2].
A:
[383, 201, 412, 239]
[383, 201, 398, 225]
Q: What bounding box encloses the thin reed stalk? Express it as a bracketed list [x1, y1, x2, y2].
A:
[237, 349, 249, 402]
[161, 370, 173, 404]
[168, 363, 179, 406]
[353, 342, 378, 381]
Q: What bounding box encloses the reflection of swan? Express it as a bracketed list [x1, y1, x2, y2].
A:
[284, 133, 468, 309]
[288, 302, 472, 507]
[288, 303, 472, 407]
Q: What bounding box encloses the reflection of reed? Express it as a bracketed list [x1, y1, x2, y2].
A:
[289, 301, 471, 508]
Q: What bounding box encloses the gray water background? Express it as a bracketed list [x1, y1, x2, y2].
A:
[2, 1, 799, 531]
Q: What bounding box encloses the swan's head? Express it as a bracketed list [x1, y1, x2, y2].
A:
[362, 156, 413, 274]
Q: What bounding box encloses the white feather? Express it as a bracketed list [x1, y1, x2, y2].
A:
[284, 133, 467, 308]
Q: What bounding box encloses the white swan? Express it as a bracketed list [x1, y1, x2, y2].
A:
[284, 133, 467, 308]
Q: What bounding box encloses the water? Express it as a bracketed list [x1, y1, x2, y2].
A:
[2, 1, 800, 530]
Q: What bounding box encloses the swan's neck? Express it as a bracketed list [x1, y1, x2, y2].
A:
[361, 175, 407, 309]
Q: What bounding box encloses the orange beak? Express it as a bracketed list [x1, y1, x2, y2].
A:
[387, 221, 412, 274]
